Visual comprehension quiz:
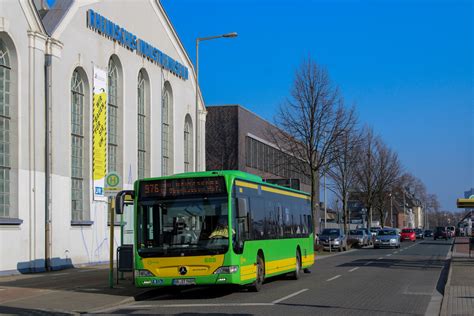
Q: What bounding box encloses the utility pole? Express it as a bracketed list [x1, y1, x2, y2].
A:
[390, 192, 393, 228]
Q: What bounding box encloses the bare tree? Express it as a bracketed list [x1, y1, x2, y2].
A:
[327, 127, 361, 234]
[206, 107, 238, 170]
[372, 140, 402, 227]
[354, 127, 379, 229]
[273, 57, 356, 236]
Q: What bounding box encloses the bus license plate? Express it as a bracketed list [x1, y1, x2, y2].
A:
[173, 278, 196, 286]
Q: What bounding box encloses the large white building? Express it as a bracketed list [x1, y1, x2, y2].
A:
[0, 0, 205, 274]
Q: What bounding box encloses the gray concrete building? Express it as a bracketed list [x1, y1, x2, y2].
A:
[206, 105, 316, 195]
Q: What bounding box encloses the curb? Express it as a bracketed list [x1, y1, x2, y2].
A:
[315, 248, 357, 261]
[438, 238, 456, 316]
[87, 293, 143, 314]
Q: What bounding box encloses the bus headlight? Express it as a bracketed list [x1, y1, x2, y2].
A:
[214, 266, 239, 274]
[136, 269, 154, 277]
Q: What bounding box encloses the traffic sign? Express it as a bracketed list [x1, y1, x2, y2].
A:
[457, 198, 474, 208]
[104, 172, 122, 196]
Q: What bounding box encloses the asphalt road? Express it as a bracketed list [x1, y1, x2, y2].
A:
[99, 238, 452, 316]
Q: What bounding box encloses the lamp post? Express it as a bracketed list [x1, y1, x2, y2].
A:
[389, 192, 393, 228]
[195, 32, 238, 171]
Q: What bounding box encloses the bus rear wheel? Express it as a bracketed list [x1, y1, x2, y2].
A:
[290, 250, 301, 280]
[249, 255, 265, 292]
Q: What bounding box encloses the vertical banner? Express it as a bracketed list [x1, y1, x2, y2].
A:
[93, 66, 107, 201]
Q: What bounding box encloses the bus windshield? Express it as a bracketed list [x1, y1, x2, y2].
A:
[137, 196, 230, 257]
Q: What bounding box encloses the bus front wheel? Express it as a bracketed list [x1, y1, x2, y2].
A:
[249, 255, 265, 292]
[290, 250, 301, 280]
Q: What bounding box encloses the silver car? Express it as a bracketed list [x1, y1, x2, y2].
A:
[348, 229, 369, 247]
[319, 228, 348, 252]
[374, 229, 400, 249]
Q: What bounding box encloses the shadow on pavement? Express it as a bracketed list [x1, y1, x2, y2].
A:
[0, 306, 70, 315]
[0, 267, 142, 298]
[337, 258, 445, 271]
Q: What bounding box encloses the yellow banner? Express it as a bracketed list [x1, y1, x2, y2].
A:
[93, 91, 107, 180]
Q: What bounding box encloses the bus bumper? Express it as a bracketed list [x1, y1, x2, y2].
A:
[135, 273, 242, 287]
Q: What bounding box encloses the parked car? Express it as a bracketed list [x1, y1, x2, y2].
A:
[400, 228, 416, 242]
[414, 228, 424, 239]
[358, 228, 373, 245]
[434, 226, 449, 240]
[447, 226, 455, 238]
[424, 229, 433, 237]
[369, 227, 382, 238]
[319, 228, 348, 252]
[374, 229, 400, 249]
[348, 229, 369, 247]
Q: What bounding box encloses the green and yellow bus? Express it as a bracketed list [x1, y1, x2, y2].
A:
[116, 170, 314, 291]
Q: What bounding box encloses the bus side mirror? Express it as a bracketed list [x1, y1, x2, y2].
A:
[237, 198, 248, 218]
[115, 190, 135, 214]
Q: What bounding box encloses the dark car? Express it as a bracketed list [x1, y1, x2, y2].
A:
[414, 228, 424, 239]
[424, 230, 433, 237]
[319, 228, 348, 252]
[434, 226, 449, 240]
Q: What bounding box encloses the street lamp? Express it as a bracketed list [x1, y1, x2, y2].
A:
[195, 32, 238, 171]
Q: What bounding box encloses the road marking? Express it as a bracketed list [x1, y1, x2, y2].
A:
[394, 251, 399, 253]
[386, 254, 392, 257]
[159, 303, 275, 307]
[377, 257, 383, 260]
[78, 270, 94, 273]
[326, 275, 341, 282]
[364, 261, 373, 266]
[272, 289, 308, 304]
[349, 267, 359, 272]
[51, 273, 69, 276]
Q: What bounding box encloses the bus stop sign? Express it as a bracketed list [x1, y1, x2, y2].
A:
[104, 172, 122, 196]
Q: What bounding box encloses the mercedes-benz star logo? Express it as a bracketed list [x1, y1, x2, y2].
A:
[178, 266, 187, 275]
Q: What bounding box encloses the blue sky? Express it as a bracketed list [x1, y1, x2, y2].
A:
[46, 0, 472, 210]
[161, 0, 472, 210]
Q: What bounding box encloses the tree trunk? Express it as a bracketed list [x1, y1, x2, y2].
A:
[343, 205, 349, 235]
[311, 168, 319, 242]
[367, 206, 372, 229]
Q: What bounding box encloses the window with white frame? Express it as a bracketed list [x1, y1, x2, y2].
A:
[161, 84, 173, 176]
[108, 58, 119, 174]
[0, 40, 11, 218]
[71, 69, 85, 221]
[184, 115, 193, 172]
[137, 70, 146, 180]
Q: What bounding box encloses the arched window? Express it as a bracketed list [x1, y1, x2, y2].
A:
[107, 58, 118, 173]
[0, 40, 11, 218]
[184, 115, 193, 172]
[137, 70, 147, 179]
[71, 69, 85, 221]
[161, 83, 173, 176]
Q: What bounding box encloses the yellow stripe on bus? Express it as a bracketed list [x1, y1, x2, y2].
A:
[261, 186, 310, 200]
[265, 257, 296, 275]
[235, 180, 310, 200]
[235, 180, 259, 190]
[240, 253, 314, 282]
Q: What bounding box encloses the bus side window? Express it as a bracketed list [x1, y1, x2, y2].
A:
[251, 197, 265, 239]
[276, 204, 283, 237]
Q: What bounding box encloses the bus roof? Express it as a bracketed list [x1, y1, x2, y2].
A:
[137, 170, 310, 197]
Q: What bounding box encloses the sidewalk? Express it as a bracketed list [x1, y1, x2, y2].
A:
[440, 237, 474, 316]
[0, 264, 146, 314]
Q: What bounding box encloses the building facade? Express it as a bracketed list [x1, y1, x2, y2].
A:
[0, 0, 205, 274]
[206, 105, 315, 194]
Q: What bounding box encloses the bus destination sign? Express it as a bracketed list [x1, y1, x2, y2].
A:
[139, 177, 226, 198]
